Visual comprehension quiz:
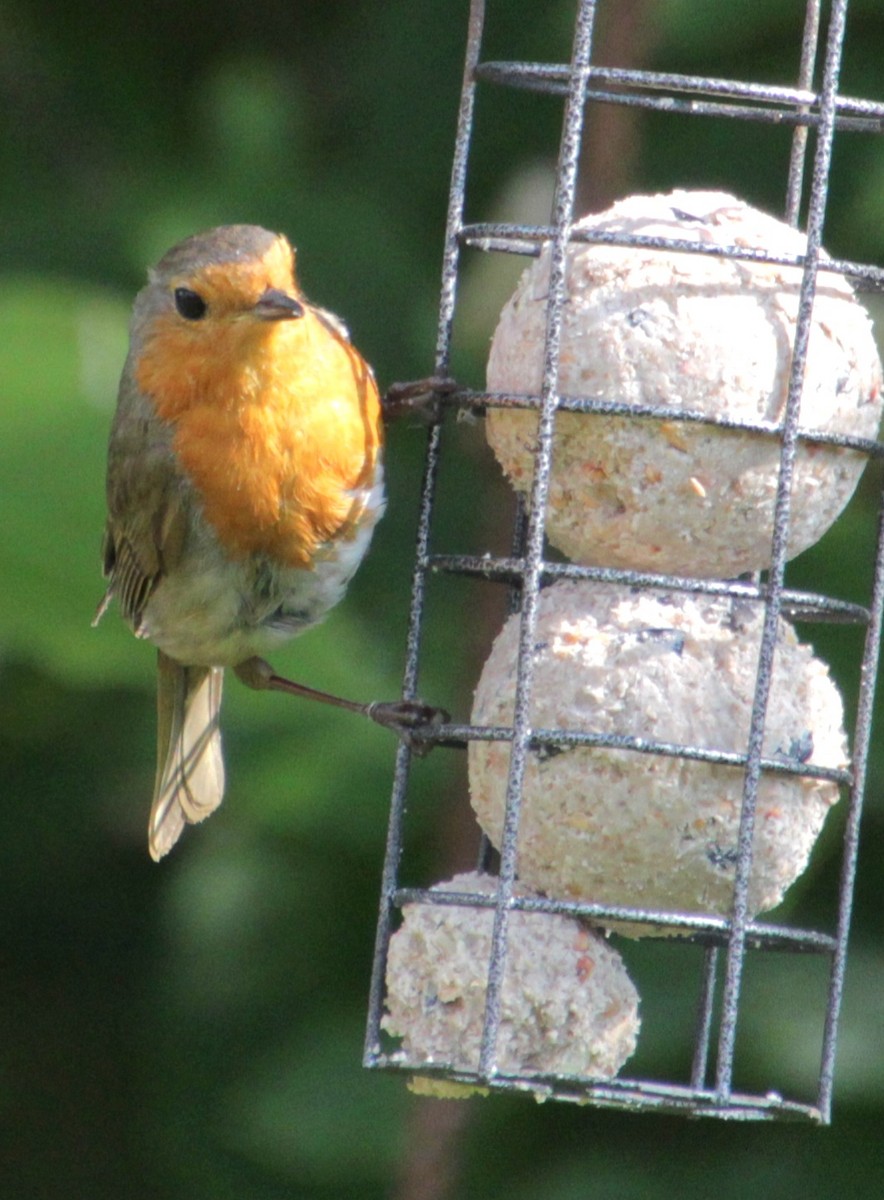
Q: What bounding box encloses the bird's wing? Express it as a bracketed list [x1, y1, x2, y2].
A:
[94, 367, 188, 634]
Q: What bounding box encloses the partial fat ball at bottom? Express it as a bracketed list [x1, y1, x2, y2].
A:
[382, 871, 640, 1094]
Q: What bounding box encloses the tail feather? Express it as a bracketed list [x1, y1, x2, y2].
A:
[150, 650, 225, 861]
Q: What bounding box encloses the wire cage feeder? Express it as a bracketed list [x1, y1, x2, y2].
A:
[363, 0, 884, 1123]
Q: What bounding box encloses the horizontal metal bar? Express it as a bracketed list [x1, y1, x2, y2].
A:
[390, 886, 838, 953]
[442, 386, 884, 458]
[457, 221, 884, 291]
[427, 721, 852, 789]
[424, 554, 873, 625]
[364, 1056, 824, 1122]
[508, 84, 881, 134]
[475, 60, 884, 133]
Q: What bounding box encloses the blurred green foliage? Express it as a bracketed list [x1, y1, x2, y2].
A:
[1, 1, 884, 1197]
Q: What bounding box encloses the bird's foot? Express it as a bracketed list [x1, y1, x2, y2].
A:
[381, 375, 458, 424]
[365, 699, 450, 755]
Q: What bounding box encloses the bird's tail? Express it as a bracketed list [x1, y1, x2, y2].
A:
[149, 650, 225, 861]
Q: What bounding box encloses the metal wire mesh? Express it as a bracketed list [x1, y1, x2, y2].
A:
[364, 0, 884, 1123]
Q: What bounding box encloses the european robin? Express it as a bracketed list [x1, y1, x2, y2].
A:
[95, 224, 441, 860]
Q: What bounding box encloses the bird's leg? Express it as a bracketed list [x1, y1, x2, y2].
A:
[381, 375, 459, 424]
[233, 657, 448, 754]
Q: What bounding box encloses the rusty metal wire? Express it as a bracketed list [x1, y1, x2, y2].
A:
[364, 0, 884, 1123]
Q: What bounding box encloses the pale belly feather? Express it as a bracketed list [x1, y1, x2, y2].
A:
[140, 469, 384, 667]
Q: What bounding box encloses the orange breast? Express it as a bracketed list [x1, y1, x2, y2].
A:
[136, 308, 382, 567]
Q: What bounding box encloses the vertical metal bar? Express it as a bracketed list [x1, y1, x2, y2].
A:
[474, 496, 530, 875]
[714, 0, 850, 1101]
[363, 429, 441, 1063]
[363, 0, 487, 1064]
[817, 493, 884, 1120]
[478, 0, 599, 1079]
[690, 947, 720, 1091]
[785, 0, 822, 225]
[508, 494, 530, 608]
[434, 0, 487, 376]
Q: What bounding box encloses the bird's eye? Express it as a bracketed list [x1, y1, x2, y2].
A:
[174, 287, 207, 320]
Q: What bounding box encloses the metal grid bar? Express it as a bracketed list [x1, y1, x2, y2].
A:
[373, 1059, 825, 1122]
[426, 556, 872, 623]
[690, 945, 721, 1091]
[475, 0, 600, 1080]
[426, 722, 851, 786]
[817, 491, 884, 1119]
[474, 60, 884, 129]
[785, 0, 822, 224]
[441, 383, 884, 451]
[364, 0, 884, 1123]
[713, 0, 852, 1105]
[456, 225, 884, 289]
[362, 0, 485, 1063]
[389, 886, 838, 954]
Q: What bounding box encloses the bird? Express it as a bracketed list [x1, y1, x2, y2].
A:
[95, 224, 442, 860]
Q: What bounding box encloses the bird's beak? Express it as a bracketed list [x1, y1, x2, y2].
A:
[253, 287, 304, 320]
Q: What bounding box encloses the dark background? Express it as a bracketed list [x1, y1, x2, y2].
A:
[1, 1, 883, 1197]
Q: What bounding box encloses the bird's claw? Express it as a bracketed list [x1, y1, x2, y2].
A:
[382, 376, 459, 425]
[366, 699, 450, 755]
